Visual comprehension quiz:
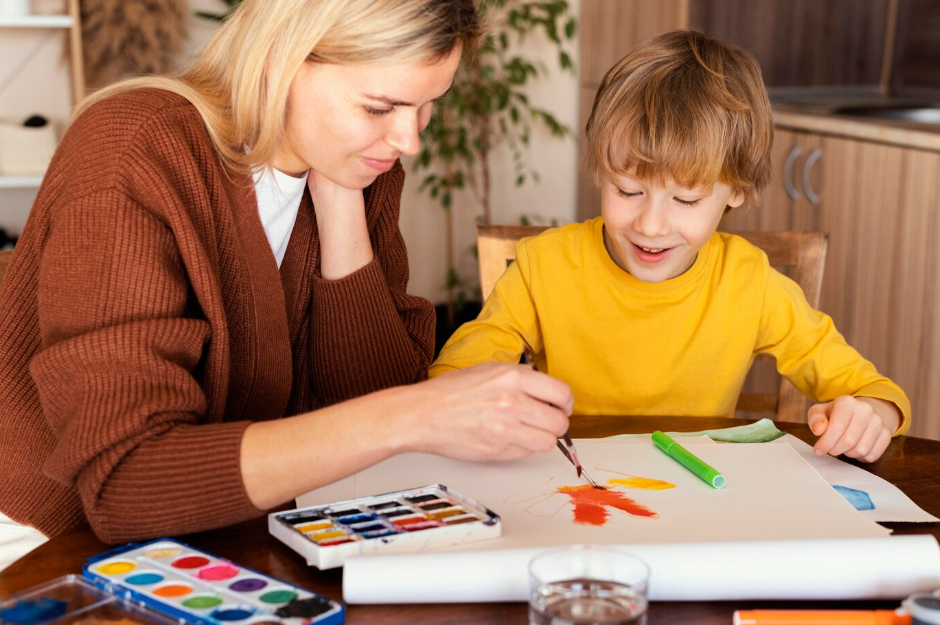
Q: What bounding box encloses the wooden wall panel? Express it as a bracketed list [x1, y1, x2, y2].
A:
[891, 0, 940, 92]
[817, 137, 938, 440]
[892, 150, 940, 440]
[920, 156, 940, 440]
[689, 0, 889, 87]
[579, 0, 686, 86]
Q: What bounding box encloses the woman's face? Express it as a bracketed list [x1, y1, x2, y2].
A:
[273, 44, 462, 188]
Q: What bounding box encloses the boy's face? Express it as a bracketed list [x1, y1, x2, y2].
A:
[600, 173, 744, 283]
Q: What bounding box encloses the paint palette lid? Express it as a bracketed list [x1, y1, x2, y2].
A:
[0, 575, 180, 625]
[270, 484, 501, 570]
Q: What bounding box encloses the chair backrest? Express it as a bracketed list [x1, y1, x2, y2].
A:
[0, 249, 12, 290]
[476, 225, 829, 423]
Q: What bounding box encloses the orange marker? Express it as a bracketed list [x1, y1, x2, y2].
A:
[733, 610, 910, 625]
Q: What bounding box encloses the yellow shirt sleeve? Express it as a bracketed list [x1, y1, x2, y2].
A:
[429, 242, 542, 377]
[755, 267, 911, 435]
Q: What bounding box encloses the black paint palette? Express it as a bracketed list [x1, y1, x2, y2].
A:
[81, 539, 343, 625]
[269, 484, 501, 569]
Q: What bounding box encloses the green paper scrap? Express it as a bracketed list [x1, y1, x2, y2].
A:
[610, 417, 786, 443]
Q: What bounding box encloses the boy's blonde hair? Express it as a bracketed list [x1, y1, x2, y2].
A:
[584, 30, 773, 205]
[73, 0, 481, 175]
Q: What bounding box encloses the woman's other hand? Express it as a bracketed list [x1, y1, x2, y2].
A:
[307, 168, 373, 279]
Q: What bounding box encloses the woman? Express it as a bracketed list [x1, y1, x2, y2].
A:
[0, 0, 572, 568]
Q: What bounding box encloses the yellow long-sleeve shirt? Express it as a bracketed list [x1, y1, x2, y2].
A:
[430, 218, 911, 433]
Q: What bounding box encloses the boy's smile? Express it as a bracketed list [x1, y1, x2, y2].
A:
[600, 173, 744, 283]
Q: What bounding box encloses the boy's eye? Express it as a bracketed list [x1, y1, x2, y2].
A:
[367, 107, 394, 117]
[675, 197, 703, 207]
[617, 188, 641, 198]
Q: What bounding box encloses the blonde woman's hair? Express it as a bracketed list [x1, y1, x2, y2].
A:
[584, 30, 773, 205]
[74, 0, 481, 174]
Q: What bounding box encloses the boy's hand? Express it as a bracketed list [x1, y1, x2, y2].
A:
[807, 396, 900, 462]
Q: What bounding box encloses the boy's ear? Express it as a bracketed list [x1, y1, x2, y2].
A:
[727, 190, 746, 209]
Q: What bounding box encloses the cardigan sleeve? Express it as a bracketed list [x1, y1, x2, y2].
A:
[307, 163, 435, 405]
[30, 189, 263, 544]
[755, 267, 911, 435]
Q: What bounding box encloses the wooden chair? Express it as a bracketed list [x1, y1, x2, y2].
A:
[476, 224, 829, 423]
[0, 249, 12, 290]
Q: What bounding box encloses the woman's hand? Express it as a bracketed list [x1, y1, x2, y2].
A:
[241, 361, 572, 509]
[395, 362, 574, 462]
[807, 395, 900, 462]
[307, 168, 373, 280]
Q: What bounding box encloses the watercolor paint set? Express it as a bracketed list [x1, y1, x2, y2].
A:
[269, 484, 501, 570]
[78, 539, 343, 625]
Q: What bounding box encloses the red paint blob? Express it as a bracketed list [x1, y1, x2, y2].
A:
[172, 556, 210, 569]
[557, 485, 659, 526]
[401, 521, 444, 532]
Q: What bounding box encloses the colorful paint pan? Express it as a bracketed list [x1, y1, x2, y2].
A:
[82, 539, 344, 625]
[269, 483, 501, 570]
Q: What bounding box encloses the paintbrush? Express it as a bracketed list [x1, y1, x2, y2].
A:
[522, 343, 602, 489]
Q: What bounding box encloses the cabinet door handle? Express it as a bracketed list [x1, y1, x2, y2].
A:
[783, 144, 802, 201]
[802, 147, 822, 206]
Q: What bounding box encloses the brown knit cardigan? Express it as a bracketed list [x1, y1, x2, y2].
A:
[0, 89, 435, 543]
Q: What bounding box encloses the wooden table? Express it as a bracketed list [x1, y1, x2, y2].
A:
[2, 417, 938, 624]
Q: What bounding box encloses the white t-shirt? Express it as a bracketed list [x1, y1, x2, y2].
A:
[0, 509, 47, 572]
[252, 167, 307, 266]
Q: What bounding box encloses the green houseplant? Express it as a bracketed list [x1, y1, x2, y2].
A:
[413, 0, 577, 324]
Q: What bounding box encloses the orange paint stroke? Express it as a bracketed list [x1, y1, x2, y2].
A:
[557, 485, 659, 525]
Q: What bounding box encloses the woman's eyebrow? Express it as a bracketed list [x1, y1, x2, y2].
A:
[363, 82, 455, 107]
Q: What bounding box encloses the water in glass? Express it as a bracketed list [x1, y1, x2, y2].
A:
[529, 578, 647, 625]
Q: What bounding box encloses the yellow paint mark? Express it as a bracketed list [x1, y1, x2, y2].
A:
[297, 522, 332, 533]
[607, 477, 675, 490]
[97, 561, 136, 575]
[427, 508, 464, 521]
[312, 530, 347, 542]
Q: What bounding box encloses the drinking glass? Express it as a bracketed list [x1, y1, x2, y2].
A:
[528, 545, 649, 625]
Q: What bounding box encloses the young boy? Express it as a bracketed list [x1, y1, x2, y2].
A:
[429, 30, 910, 462]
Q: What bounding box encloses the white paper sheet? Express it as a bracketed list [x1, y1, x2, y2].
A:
[299, 440, 890, 549]
[772, 435, 939, 523]
[611, 427, 936, 523]
[342, 535, 940, 603]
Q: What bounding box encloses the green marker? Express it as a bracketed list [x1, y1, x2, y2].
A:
[651, 430, 726, 489]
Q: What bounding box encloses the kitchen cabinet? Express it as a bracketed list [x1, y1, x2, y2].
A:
[721, 125, 940, 440]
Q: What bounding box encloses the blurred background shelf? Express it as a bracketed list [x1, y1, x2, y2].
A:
[0, 15, 74, 28]
[0, 176, 43, 189]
